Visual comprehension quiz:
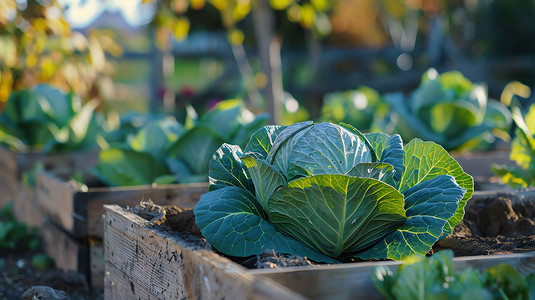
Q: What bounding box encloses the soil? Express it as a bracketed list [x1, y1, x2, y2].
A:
[0, 248, 100, 300]
[132, 189, 535, 269]
[131, 201, 315, 269]
[434, 189, 535, 256]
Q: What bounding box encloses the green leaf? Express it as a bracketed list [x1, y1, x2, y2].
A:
[492, 164, 530, 188]
[96, 148, 168, 186]
[483, 99, 512, 130]
[231, 113, 269, 147]
[272, 122, 374, 180]
[198, 99, 245, 141]
[208, 143, 254, 193]
[268, 174, 406, 258]
[130, 118, 184, 161]
[346, 163, 395, 186]
[428, 101, 480, 136]
[241, 155, 285, 210]
[267, 121, 313, 164]
[398, 139, 473, 234]
[168, 127, 225, 179]
[153, 174, 178, 185]
[34, 84, 75, 128]
[355, 175, 465, 260]
[243, 125, 286, 159]
[194, 186, 335, 262]
[365, 133, 404, 184]
[390, 250, 454, 300]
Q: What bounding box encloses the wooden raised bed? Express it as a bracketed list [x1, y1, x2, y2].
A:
[104, 204, 535, 300]
[34, 172, 208, 291]
[0, 147, 98, 227]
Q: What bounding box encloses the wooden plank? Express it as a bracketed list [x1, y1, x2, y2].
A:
[104, 204, 535, 300]
[36, 172, 208, 238]
[11, 184, 43, 228]
[90, 242, 105, 291]
[0, 147, 19, 208]
[250, 253, 535, 300]
[35, 173, 78, 235]
[104, 205, 305, 300]
[0, 147, 97, 209]
[40, 220, 89, 280]
[40, 218, 104, 291]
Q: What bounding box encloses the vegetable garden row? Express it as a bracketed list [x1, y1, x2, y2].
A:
[1, 68, 535, 299]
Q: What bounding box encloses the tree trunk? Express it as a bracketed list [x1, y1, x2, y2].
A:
[253, 0, 283, 125]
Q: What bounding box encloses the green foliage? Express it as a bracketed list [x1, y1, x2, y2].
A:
[385, 69, 512, 151]
[31, 253, 55, 270]
[0, 202, 39, 251]
[0, 85, 100, 153]
[372, 250, 531, 300]
[320, 86, 390, 132]
[95, 99, 268, 186]
[194, 122, 472, 261]
[0, 0, 121, 111]
[492, 105, 535, 188]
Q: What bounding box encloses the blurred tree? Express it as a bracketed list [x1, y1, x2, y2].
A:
[145, 0, 334, 124]
[0, 0, 122, 112]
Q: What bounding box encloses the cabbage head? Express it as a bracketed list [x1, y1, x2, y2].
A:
[194, 122, 473, 262]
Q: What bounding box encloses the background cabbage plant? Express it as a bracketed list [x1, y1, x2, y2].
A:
[95, 99, 268, 186]
[0, 84, 100, 153]
[385, 69, 511, 151]
[194, 122, 473, 262]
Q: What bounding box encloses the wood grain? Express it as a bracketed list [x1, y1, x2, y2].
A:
[36, 172, 208, 238]
[104, 205, 305, 300]
[104, 205, 535, 300]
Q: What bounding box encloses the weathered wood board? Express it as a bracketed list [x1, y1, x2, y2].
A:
[104, 205, 535, 300]
[0, 147, 98, 208]
[251, 253, 535, 300]
[35, 172, 208, 238]
[104, 205, 305, 300]
[40, 218, 104, 290]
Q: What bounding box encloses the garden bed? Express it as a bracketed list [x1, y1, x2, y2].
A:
[435, 188, 535, 256]
[0, 147, 99, 229]
[104, 192, 535, 300]
[32, 172, 208, 291]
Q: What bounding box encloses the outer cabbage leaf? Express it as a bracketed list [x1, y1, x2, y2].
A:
[364, 133, 404, 184]
[267, 121, 313, 164]
[273, 122, 373, 179]
[398, 139, 473, 234]
[241, 155, 285, 210]
[243, 125, 286, 159]
[345, 163, 395, 186]
[194, 186, 335, 262]
[355, 175, 465, 260]
[208, 143, 254, 192]
[96, 148, 168, 186]
[268, 174, 406, 258]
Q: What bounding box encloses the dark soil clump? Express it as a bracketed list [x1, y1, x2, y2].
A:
[434, 190, 535, 256]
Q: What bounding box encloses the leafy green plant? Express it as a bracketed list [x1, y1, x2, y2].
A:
[0, 85, 100, 153]
[492, 104, 535, 188]
[385, 69, 511, 151]
[95, 99, 268, 186]
[194, 121, 473, 262]
[373, 250, 533, 300]
[0, 202, 39, 251]
[320, 86, 390, 132]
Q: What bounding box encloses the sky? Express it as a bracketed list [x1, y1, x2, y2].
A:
[58, 0, 155, 28]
